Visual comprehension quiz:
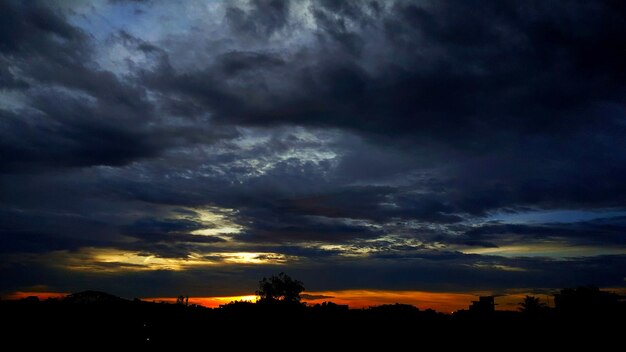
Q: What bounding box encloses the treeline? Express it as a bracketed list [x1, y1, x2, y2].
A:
[1, 277, 623, 347]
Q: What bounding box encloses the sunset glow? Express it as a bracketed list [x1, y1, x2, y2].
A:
[301, 290, 481, 312]
[144, 290, 553, 312]
[8, 287, 626, 313]
[147, 295, 258, 308]
[3, 291, 69, 301]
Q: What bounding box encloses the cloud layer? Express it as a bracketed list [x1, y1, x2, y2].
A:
[1, 0, 625, 299]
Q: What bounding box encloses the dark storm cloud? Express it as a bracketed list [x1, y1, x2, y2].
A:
[300, 293, 334, 300]
[108, 0, 151, 3]
[0, 1, 156, 171]
[0, 0, 85, 56]
[0, 105, 158, 172]
[216, 51, 286, 77]
[0, 230, 98, 254]
[226, 0, 291, 38]
[0, 61, 29, 89]
[0, 1, 235, 173]
[150, 0, 626, 140]
[0, 205, 120, 252]
[459, 217, 626, 247]
[287, 254, 626, 292]
[279, 186, 463, 224]
[123, 217, 226, 244]
[239, 211, 380, 244]
[135, 0, 626, 213]
[1, 0, 625, 297]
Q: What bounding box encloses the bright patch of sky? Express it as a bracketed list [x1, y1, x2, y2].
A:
[462, 243, 626, 258]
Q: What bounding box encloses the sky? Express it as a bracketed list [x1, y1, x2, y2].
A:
[1, 0, 625, 310]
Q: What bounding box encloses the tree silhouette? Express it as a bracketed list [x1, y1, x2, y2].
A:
[256, 272, 304, 304]
[519, 295, 546, 314]
[176, 295, 188, 306]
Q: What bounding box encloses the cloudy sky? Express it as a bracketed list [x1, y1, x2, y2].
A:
[1, 0, 625, 309]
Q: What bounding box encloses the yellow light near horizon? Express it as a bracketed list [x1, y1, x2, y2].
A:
[213, 295, 258, 303]
[461, 243, 626, 258]
[58, 248, 291, 272]
[217, 252, 288, 264]
[75, 248, 211, 271]
[191, 226, 242, 237]
[470, 263, 527, 272]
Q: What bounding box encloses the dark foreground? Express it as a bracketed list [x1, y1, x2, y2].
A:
[2, 291, 624, 348]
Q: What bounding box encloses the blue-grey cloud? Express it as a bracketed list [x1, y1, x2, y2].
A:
[0, 0, 625, 297]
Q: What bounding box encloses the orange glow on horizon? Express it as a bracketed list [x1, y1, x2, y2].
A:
[147, 295, 259, 308]
[3, 291, 69, 300]
[146, 290, 501, 312]
[302, 290, 479, 312]
[7, 287, 625, 313]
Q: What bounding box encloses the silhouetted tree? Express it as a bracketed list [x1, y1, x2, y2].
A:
[176, 295, 187, 305]
[519, 295, 546, 314]
[256, 272, 304, 304]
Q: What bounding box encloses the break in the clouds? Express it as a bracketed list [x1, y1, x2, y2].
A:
[1, 0, 625, 299]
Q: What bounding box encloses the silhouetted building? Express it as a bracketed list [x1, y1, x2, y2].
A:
[554, 286, 619, 315]
[469, 296, 495, 314]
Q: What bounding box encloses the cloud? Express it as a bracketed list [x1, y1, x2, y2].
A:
[141, 1, 626, 142]
[1, 0, 625, 298]
[459, 217, 626, 247]
[300, 293, 334, 300]
[226, 0, 291, 39]
[0, 1, 155, 171]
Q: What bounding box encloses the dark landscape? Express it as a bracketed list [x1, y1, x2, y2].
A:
[3, 275, 625, 347]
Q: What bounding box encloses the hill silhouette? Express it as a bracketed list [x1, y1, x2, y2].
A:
[62, 290, 128, 304]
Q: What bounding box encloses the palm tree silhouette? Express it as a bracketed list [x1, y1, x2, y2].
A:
[519, 295, 546, 314]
